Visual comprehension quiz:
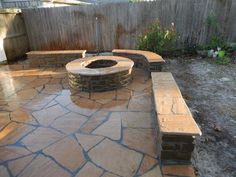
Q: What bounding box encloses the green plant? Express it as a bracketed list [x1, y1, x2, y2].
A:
[137, 21, 177, 54]
[204, 12, 228, 50]
[215, 56, 231, 64]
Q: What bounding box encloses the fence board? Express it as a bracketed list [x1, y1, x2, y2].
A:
[22, 0, 236, 51]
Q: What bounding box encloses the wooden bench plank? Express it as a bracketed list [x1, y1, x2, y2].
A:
[26, 50, 86, 55]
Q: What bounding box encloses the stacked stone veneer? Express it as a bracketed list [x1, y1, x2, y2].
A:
[26, 50, 86, 67]
[152, 72, 201, 162]
[66, 56, 134, 92]
[68, 69, 132, 92]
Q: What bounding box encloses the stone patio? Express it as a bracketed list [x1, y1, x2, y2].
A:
[0, 63, 196, 177]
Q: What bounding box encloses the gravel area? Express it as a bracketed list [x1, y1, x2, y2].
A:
[163, 57, 236, 177]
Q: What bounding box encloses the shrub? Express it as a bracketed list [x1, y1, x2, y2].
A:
[137, 22, 177, 54]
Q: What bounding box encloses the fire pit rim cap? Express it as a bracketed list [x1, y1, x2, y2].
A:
[66, 56, 134, 76]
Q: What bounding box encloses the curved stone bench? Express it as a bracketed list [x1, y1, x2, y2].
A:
[66, 56, 134, 92]
[112, 49, 165, 72]
[152, 72, 201, 162]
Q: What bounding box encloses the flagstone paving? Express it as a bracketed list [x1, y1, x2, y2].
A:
[0, 63, 196, 177]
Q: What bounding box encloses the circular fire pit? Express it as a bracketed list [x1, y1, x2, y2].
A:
[66, 56, 134, 92]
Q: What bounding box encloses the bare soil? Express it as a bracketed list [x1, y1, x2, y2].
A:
[163, 57, 236, 177]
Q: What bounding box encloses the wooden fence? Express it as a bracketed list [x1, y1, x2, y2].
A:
[0, 9, 29, 62]
[22, 0, 236, 51]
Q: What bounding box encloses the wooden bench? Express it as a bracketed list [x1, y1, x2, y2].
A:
[112, 49, 165, 72]
[152, 72, 201, 162]
[26, 50, 86, 67]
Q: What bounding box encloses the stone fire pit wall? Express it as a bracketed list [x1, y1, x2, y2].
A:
[66, 56, 134, 92]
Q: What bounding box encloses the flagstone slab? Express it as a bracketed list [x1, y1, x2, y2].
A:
[110, 112, 153, 128]
[66, 98, 101, 117]
[8, 154, 36, 176]
[0, 166, 10, 177]
[88, 139, 142, 177]
[32, 104, 69, 126]
[80, 111, 109, 133]
[24, 94, 57, 111]
[162, 165, 196, 177]
[140, 165, 162, 177]
[116, 88, 132, 100]
[51, 112, 87, 134]
[18, 154, 71, 177]
[41, 84, 63, 95]
[101, 100, 128, 111]
[75, 133, 104, 151]
[122, 128, 157, 157]
[128, 93, 152, 111]
[14, 88, 38, 100]
[10, 109, 37, 125]
[138, 155, 158, 175]
[0, 112, 11, 130]
[92, 117, 121, 140]
[101, 172, 119, 177]
[43, 137, 86, 172]
[0, 122, 35, 146]
[0, 146, 31, 163]
[21, 127, 65, 152]
[75, 162, 103, 177]
[90, 91, 116, 100]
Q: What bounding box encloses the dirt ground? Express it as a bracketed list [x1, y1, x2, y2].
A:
[163, 57, 236, 177]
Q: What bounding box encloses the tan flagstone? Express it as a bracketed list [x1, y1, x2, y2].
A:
[55, 94, 73, 106]
[0, 146, 31, 163]
[24, 94, 57, 111]
[101, 172, 119, 177]
[8, 154, 36, 176]
[32, 104, 69, 126]
[0, 166, 10, 177]
[75, 162, 103, 177]
[101, 100, 128, 111]
[126, 81, 149, 92]
[18, 154, 71, 177]
[67, 98, 101, 117]
[116, 88, 132, 100]
[43, 137, 85, 172]
[88, 139, 142, 177]
[138, 155, 158, 175]
[80, 111, 109, 133]
[140, 165, 162, 177]
[162, 165, 196, 177]
[51, 112, 87, 134]
[41, 84, 63, 95]
[0, 122, 35, 146]
[10, 109, 37, 125]
[90, 91, 116, 100]
[128, 92, 152, 111]
[122, 128, 157, 157]
[29, 78, 50, 88]
[110, 112, 153, 128]
[75, 133, 104, 151]
[92, 117, 121, 140]
[0, 112, 11, 130]
[21, 127, 65, 152]
[14, 88, 38, 100]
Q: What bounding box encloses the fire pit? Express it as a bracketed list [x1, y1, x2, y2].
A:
[66, 56, 134, 92]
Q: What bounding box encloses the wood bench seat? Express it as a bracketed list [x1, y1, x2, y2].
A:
[152, 72, 201, 162]
[112, 49, 165, 72]
[26, 50, 86, 67]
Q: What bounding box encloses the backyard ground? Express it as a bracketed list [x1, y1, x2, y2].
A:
[0, 56, 235, 177]
[163, 57, 236, 177]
